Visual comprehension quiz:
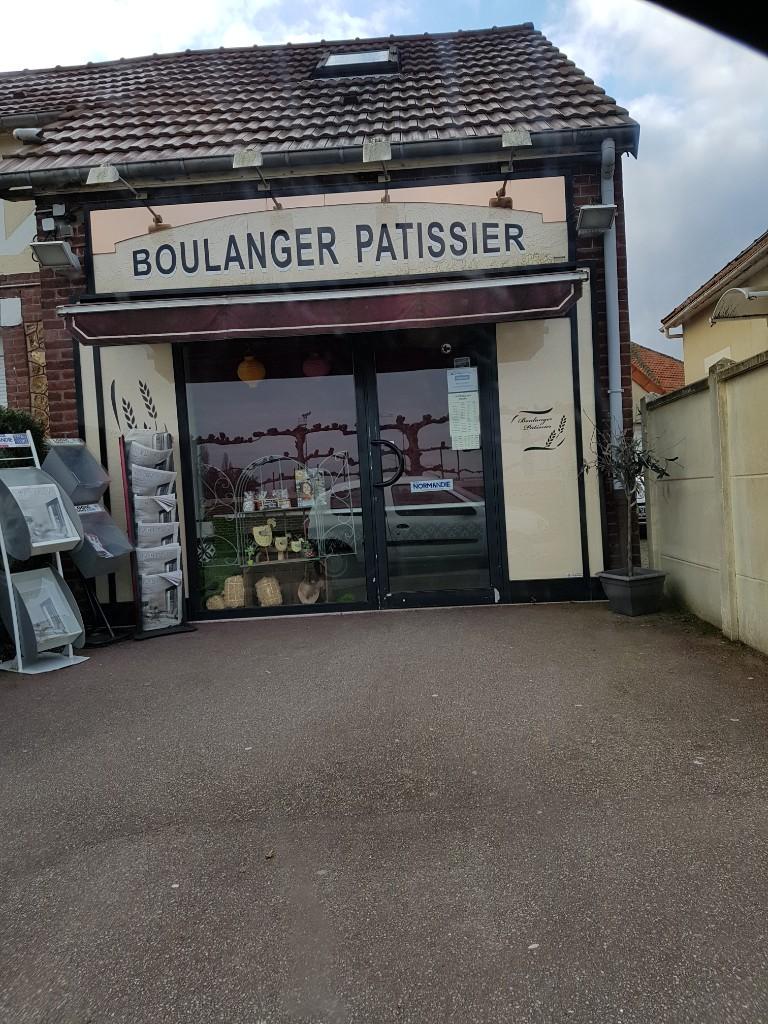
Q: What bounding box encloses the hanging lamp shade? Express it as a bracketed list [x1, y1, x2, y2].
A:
[237, 356, 266, 382]
[302, 352, 331, 377]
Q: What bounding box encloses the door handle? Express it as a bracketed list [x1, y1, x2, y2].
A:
[371, 438, 405, 487]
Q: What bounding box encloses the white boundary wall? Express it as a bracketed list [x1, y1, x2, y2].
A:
[643, 350, 768, 655]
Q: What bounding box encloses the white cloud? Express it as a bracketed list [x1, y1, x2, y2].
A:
[0, 0, 405, 70]
[546, 0, 768, 348]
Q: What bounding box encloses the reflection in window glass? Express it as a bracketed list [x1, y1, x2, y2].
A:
[185, 339, 367, 612]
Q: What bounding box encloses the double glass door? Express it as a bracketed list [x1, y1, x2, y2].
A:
[184, 328, 499, 615]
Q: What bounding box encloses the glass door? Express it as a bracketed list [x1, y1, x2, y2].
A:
[367, 329, 497, 607]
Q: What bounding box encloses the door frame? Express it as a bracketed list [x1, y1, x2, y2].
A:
[175, 327, 508, 619]
[352, 325, 508, 610]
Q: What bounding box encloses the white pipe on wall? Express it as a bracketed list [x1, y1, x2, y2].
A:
[601, 137, 623, 442]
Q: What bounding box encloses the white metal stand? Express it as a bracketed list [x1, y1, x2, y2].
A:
[0, 430, 88, 674]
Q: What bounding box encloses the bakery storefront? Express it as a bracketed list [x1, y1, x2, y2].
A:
[64, 176, 605, 619]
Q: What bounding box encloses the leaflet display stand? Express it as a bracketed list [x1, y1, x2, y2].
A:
[119, 433, 195, 640]
[0, 432, 88, 674]
[43, 438, 134, 647]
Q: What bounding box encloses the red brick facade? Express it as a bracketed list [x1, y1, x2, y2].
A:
[0, 270, 40, 412]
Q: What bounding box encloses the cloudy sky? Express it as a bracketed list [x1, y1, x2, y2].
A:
[3, 0, 767, 356]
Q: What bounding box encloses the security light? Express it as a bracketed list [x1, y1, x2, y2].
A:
[86, 163, 120, 186]
[29, 240, 81, 277]
[576, 204, 617, 236]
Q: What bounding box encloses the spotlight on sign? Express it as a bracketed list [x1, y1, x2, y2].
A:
[576, 204, 617, 236]
[29, 240, 81, 277]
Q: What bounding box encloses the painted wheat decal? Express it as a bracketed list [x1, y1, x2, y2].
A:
[121, 397, 137, 430]
[139, 381, 159, 426]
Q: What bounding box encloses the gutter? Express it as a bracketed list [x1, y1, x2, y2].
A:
[0, 124, 639, 193]
[601, 137, 623, 443]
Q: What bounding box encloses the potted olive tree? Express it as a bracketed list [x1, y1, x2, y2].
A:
[588, 430, 675, 615]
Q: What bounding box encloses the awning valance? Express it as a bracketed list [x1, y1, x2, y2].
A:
[59, 271, 585, 346]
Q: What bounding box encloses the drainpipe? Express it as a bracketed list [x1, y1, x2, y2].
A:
[601, 137, 623, 443]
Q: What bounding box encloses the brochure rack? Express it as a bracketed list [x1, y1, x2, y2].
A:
[119, 432, 194, 640]
[0, 432, 87, 674]
[43, 438, 134, 647]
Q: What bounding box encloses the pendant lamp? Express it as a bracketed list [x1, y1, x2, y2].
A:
[237, 356, 266, 383]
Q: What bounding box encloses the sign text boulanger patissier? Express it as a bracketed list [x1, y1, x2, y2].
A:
[92, 203, 568, 294]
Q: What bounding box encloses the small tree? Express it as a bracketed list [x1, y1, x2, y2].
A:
[587, 431, 676, 576]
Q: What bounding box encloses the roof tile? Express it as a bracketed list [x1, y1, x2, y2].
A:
[0, 23, 636, 174]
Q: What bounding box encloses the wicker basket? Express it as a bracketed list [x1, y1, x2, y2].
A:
[205, 594, 226, 611]
[255, 575, 282, 608]
[223, 574, 246, 609]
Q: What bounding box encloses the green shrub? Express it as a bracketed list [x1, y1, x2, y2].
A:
[0, 407, 48, 463]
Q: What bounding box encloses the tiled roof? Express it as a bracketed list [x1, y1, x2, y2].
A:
[661, 227, 768, 327]
[631, 343, 685, 393]
[0, 23, 637, 174]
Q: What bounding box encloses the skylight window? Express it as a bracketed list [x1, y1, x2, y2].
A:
[313, 47, 399, 78]
[326, 50, 390, 67]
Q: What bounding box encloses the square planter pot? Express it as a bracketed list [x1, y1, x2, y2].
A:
[597, 568, 666, 616]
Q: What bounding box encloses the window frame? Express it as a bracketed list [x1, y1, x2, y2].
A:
[312, 46, 400, 79]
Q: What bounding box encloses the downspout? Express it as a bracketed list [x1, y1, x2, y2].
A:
[601, 137, 623, 443]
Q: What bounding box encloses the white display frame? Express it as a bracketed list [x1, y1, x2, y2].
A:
[0, 432, 87, 674]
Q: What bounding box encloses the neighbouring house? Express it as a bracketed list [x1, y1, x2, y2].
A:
[660, 227, 768, 383]
[0, 23, 640, 623]
[630, 343, 684, 439]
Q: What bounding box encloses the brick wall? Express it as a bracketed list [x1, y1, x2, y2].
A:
[37, 214, 87, 437]
[0, 270, 40, 411]
[572, 157, 635, 569]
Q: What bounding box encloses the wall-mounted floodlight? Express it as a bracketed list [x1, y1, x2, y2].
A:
[232, 146, 281, 209]
[363, 137, 393, 203]
[30, 240, 81, 277]
[86, 163, 120, 186]
[576, 204, 617, 236]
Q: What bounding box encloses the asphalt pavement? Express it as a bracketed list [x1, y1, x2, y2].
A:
[1, 603, 766, 1023]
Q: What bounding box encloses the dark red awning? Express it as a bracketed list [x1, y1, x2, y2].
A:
[61, 274, 583, 346]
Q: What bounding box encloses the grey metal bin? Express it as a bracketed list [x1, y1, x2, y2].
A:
[43, 441, 110, 504]
[72, 505, 134, 578]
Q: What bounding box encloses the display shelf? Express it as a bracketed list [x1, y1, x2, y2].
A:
[0, 431, 89, 673]
[0, 467, 83, 559]
[0, 567, 85, 661]
[42, 440, 110, 504]
[72, 503, 134, 578]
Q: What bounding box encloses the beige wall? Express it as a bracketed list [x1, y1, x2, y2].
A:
[496, 285, 603, 581]
[0, 199, 37, 275]
[90, 178, 567, 253]
[80, 342, 184, 602]
[682, 263, 768, 383]
[644, 350, 768, 655]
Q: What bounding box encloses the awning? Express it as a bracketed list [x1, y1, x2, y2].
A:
[710, 287, 768, 324]
[59, 271, 585, 346]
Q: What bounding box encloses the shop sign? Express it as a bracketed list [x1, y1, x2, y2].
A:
[92, 202, 568, 294]
[410, 480, 453, 493]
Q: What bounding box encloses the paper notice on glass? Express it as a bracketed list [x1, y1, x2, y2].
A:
[447, 366, 478, 393]
[448, 391, 480, 450]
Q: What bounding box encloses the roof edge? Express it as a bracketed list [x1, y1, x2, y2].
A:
[0, 22, 537, 80]
[661, 230, 768, 328]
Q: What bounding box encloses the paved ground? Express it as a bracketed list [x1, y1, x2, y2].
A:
[1, 604, 767, 1024]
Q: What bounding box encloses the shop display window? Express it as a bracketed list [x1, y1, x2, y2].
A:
[185, 339, 367, 611]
